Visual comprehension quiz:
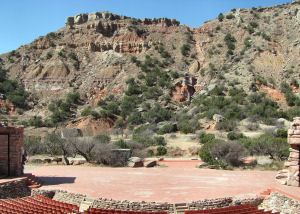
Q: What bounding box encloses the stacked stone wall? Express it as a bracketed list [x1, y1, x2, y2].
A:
[276, 117, 300, 186]
[31, 189, 262, 213]
[0, 180, 30, 199]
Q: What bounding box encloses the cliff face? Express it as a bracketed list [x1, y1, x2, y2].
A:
[0, 1, 299, 132]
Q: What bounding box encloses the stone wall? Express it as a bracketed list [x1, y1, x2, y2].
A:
[33, 189, 262, 213]
[0, 126, 24, 177]
[0, 180, 30, 199]
[259, 192, 300, 214]
[276, 117, 300, 186]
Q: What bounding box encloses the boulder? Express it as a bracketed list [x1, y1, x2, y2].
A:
[189, 60, 200, 73]
[128, 157, 144, 167]
[71, 160, 86, 165]
[43, 158, 52, 163]
[144, 160, 157, 168]
[30, 158, 44, 164]
[196, 162, 208, 168]
[213, 114, 225, 123]
[52, 157, 63, 164]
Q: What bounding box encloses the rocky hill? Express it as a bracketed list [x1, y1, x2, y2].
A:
[0, 1, 300, 137]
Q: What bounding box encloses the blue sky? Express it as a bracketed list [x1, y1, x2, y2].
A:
[0, 0, 291, 54]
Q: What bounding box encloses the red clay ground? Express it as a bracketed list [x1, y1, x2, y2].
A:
[25, 161, 300, 203]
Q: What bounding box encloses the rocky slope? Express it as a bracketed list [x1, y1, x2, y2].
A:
[0, 1, 299, 136]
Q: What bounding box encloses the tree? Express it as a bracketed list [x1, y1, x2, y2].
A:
[44, 132, 73, 165]
[69, 137, 99, 163]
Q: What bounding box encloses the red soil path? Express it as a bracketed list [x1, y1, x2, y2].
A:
[25, 162, 300, 203]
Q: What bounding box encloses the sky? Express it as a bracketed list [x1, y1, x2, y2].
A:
[0, 0, 291, 54]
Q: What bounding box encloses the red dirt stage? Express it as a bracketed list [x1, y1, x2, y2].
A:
[25, 161, 300, 203]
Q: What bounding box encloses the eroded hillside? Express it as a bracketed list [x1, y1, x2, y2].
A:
[0, 1, 299, 137]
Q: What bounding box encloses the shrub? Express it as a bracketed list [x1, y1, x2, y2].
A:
[211, 141, 247, 167]
[276, 129, 287, 138]
[179, 124, 195, 134]
[249, 21, 259, 28]
[28, 116, 44, 128]
[224, 33, 236, 51]
[227, 132, 244, 140]
[46, 52, 52, 59]
[218, 13, 224, 22]
[157, 124, 176, 134]
[67, 92, 80, 104]
[199, 139, 218, 165]
[226, 14, 235, 19]
[291, 78, 299, 88]
[157, 146, 167, 156]
[199, 133, 215, 144]
[153, 136, 166, 146]
[144, 87, 163, 100]
[97, 99, 106, 106]
[262, 32, 271, 41]
[244, 37, 251, 48]
[171, 71, 179, 79]
[147, 149, 154, 156]
[128, 111, 143, 125]
[115, 139, 128, 149]
[24, 136, 46, 156]
[215, 120, 237, 131]
[239, 134, 289, 160]
[68, 52, 77, 61]
[180, 44, 190, 56]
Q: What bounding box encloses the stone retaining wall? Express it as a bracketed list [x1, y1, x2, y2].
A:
[31, 189, 262, 213]
[0, 180, 30, 199]
[259, 192, 300, 214]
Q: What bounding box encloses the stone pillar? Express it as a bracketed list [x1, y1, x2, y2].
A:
[276, 117, 300, 186]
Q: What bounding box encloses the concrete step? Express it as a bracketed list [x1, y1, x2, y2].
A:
[174, 203, 189, 214]
[79, 197, 95, 212]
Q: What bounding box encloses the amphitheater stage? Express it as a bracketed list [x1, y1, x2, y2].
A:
[24, 162, 300, 203]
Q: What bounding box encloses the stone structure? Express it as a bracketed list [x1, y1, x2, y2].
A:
[110, 149, 131, 167]
[0, 126, 24, 177]
[276, 117, 300, 186]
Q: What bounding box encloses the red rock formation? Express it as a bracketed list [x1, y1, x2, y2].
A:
[257, 84, 285, 102]
[66, 117, 114, 136]
[171, 84, 195, 102]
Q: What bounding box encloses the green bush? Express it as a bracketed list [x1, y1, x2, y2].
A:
[291, 78, 299, 88]
[218, 13, 224, 22]
[226, 14, 235, 19]
[147, 149, 154, 156]
[250, 21, 259, 28]
[179, 124, 195, 134]
[199, 133, 215, 144]
[115, 139, 128, 149]
[94, 134, 111, 143]
[128, 111, 143, 125]
[239, 134, 289, 160]
[157, 124, 176, 134]
[68, 52, 77, 61]
[276, 129, 287, 138]
[67, 92, 80, 104]
[153, 136, 166, 146]
[244, 37, 251, 48]
[180, 44, 190, 56]
[227, 132, 244, 140]
[28, 116, 44, 128]
[157, 146, 167, 156]
[262, 32, 271, 41]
